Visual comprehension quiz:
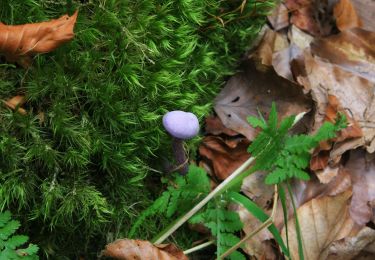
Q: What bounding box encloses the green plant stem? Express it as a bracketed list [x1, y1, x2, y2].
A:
[287, 181, 304, 260]
[152, 156, 256, 244]
[183, 240, 215, 255]
[278, 184, 290, 255]
[152, 112, 306, 245]
[220, 185, 278, 259]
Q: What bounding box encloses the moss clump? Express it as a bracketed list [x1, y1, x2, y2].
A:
[0, 0, 273, 258]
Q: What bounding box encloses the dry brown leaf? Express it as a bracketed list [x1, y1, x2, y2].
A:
[344, 149, 375, 226]
[0, 11, 78, 66]
[199, 135, 250, 180]
[311, 28, 375, 82]
[237, 204, 275, 259]
[327, 227, 375, 260]
[3, 95, 27, 115]
[350, 0, 375, 33]
[334, 0, 362, 31]
[205, 115, 238, 136]
[310, 95, 363, 173]
[267, 3, 290, 31]
[284, 0, 321, 36]
[102, 239, 188, 260]
[304, 53, 374, 154]
[281, 190, 355, 260]
[214, 61, 312, 140]
[241, 171, 274, 208]
[249, 27, 289, 67]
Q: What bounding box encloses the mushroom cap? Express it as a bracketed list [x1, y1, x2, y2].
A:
[162, 111, 199, 139]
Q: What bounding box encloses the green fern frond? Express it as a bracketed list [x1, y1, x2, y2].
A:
[190, 195, 245, 260]
[0, 211, 38, 259]
[129, 165, 210, 237]
[248, 104, 347, 185]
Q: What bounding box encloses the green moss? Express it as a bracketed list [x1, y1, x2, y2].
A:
[0, 0, 273, 258]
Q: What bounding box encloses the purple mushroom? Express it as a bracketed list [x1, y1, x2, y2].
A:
[163, 110, 199, 175]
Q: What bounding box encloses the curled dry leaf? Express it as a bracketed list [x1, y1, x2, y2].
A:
[350, 0, 375, 33]
[214, 61, 312, 140]
[281, 190, 355, 260]
[310, 95, 362, 174]
[0, 11, 78, 66]
[267, 3, 289, 31]
[344, 149, 375, 226]
[199, 135, 250, 180]
[102, 239, 188, 260]
[3, 95, 27, 115]
[333, 0, 362, 31]
[304, 53, 374, 155]
[311, 28, 375, 83]
[327, 227, 375, 260]
[205, 115, 238, 136]
[284, 0, 321, 36]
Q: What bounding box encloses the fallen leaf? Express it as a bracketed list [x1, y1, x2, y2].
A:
[334, 0, 362, 31]
[102, 239, 188, 260]
[350, 0, 375, 33]
[327, 227, 375, 260]
[237, 204, 275, 259]
[205, 115, 238, 136]
[281, 190, 355, 260]
[3, 95, 27, 115]
[284, 0, 321, 36]
[0, 11, 78, 66]
[345, 149, 375, 226]
[241, 171, 274, 208]
[214, 61, 312, 140]
[199, 135, 250, 180]
[311, 28, 375, 82]
[304, 53, 374, 154]
[310, 95, 363, 172]
[267, 3, 290, 31]
[250, 27, 289, 67]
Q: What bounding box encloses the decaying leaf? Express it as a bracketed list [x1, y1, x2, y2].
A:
[3, 95, 26, 115]
[310, 95, 362, 173]
[304, 53, 374, 154]
[267, 3, 289, 31]
[281, 191, 355, 260]
[350, 0, 375, 33]
[327, 227, 375, 260]
[214, 61, 312, 140]
[284, 0, 321, 36]
[344, 149, 375, 226]
[199, 135, 250, 180]
[334, 0, 362, 31]
[0, 11, 78, 66]
[102, 239, 188, 260]
[311, 28, 375, 82]
[205, 115, 238, 136]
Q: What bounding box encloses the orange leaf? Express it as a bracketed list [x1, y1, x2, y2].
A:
[334, 0, 362, 31]
[199, 135, 250, 180]
[0, 11, 78, 66]
[3, 95, 27, 115]
[102, 239, 188, 260]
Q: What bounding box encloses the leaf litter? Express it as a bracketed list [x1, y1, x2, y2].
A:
[200, 0, 375, 259]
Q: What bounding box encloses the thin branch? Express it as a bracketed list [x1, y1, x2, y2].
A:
[219, 185, 278, 259]
[183, 240, 215, 255]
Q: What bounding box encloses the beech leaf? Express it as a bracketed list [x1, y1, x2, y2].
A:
[333, 0, 363, 31]
[0, 11, 78, 66]
[281, 191, 354, 260]
[102, 239, 188, 260]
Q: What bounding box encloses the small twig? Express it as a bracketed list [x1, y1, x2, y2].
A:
[183, 240, 215, 255]
[219, 185, 278, 259]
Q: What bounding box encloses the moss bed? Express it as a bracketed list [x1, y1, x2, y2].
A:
[0, 0, 272, 258]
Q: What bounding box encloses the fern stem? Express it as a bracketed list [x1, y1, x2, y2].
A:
[152, 112, 306, 244]
[153, 156, 256, 244]
[183, 240, 215, 255]
[220, 185, 278, 259]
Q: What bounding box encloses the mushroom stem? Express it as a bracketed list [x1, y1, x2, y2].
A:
[172, 137, 189, 175]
